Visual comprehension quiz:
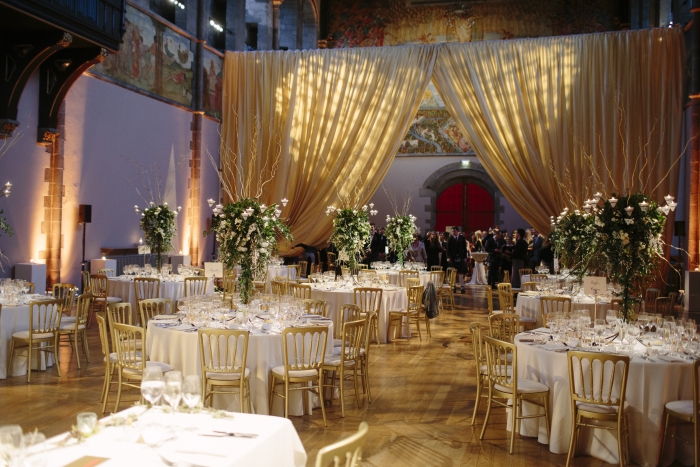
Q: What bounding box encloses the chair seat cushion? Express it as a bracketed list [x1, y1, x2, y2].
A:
[206, 367, 250, 381]
[520, 316, 536, 323]
[62, 316, 76, 322]
[481, 364, 512, 376]
[333, 338, 343, 347]
[96, 297, 122, 303]
[271, 365, 318, 379]
[123, 360, 173, 375]
[495, 379, 549, 394]
[324, 357, 355, 367]
[666, 400, 693, 417]
[12, 330, 54, 340]
[577, 400, 629, 414]
[59, 323, 85, 331]
[104, 353, 119, 364]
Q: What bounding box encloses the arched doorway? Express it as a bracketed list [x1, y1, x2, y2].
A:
[435, 181, 494, 233]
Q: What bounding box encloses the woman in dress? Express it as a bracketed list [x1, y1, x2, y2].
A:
[426, 231, 443, 270]
[511, 228, 528, 288]
[410, 234, 428, 265]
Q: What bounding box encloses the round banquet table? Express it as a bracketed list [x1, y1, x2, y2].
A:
[469, 253, 488, 285]
[146, 321, 333, 416]
[385, 271, 431, 287]
[515, 294, 612, 328]
[0, 298, 57, 379]
[108, 276, 215, 318]
[512, 333, 695, 466]
[309, 285, 407, 343]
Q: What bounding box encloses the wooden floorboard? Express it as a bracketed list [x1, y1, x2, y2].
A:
[0, 287, 685, 466]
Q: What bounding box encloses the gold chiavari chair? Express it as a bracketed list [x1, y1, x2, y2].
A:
[441, 267, 457, 310]
[96, 313, 119, 413]
[388, 285, 424, 343]
[566, 351, 630, 467]
[7, 299, 63, 382]
[498, 282, 535, 330]
[502, 269, 511, 284]
[485, 286, 502, 315]
[107, 302, 133, 327]
[97, 268, 115, 277]
[53, 283, 77, 320]
[468, 322, 493, 426]
[58, 293, 93, 369]
[199, 329, 252, 413]
[610, 298, 642, 316]
[356, 311, 373, 404]
[480, 335, 550, 454]
[540, 296, 572, 327]
[398, 270, 418, 288]
[298, 261, 309, 279]
[645, 287, 661, 312]
[488, 313, 520, 342]
[112, 322, 172, 411]
[430, 265, 443, 271]
[329, 304, 363, 349]
[354, 287, 382, 348]
[659, 359, 700, 467]
[405, 277, 420, 290]
[327, 252, 337, 269]
[288, 264, 302, 283]
[271, 279, 288, 297]
[139, 298, 174, 326]
[289, 283, 312, 299]
[340, 266, 349, 277]
[518, 268, 532, 280]
[184, 276, 208, 297]
[81, 270, 91, 293]
[253, 281, 265, 296]
[134, 277, 160, 313]
[314, 422, 369, 467]
[222, 274, 237, 301]
[655, 297, 674, 317]
[302, 299, 327, 317]
[530, 274, 547, 282]
[429, 271, 445, 311]
[25, 282, 35, 294]
[521, 282, 538, 292]
[323, 319, 365, 417]
[269, 326, 328, 425]
[90, 274, 122, 325]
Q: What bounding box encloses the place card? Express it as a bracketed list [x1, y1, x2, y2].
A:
[137, 245, 151, 254]
[204, 262, 223, 278]
[583, 276, 607, 296]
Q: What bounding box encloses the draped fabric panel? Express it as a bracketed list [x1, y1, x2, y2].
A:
[222, 46, 438, 248]
[432, 28, 685, 234]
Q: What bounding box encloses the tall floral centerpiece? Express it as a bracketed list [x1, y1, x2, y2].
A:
[327, 203, 377, 271]
[208, 198, 292, 304]
[134, 202, 179, 270]
[549, 208, 596, 280]
[385, 213, 417, 268]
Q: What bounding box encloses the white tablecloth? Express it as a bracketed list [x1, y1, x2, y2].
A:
[309, 286, 407, 343]
[232, 265, 297, 293]
[109, 277, 215, 316]
[468, 260, 487, 285]
[39, 406, 306, 467]
[385, 271, 431, 287]
[513, 334, 695, 466]
[515, 294, 611, 328]
[0, 298, 56, 379]
[146, 322, 332, 416]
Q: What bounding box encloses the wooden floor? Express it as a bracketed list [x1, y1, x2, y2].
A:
[0, 289, 684, 466]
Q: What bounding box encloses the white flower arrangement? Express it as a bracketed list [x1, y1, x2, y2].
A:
[327, 203, 377, 270]
[385, 214, 417, 268]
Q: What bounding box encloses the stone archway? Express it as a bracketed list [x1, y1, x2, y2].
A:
[419, 161, 504, 231]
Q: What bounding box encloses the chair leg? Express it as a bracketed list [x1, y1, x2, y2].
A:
[318, 376, 327, 427]
[352, 367, 361, 408]
[364, 357, 372, 403]
[73, 334, 81, 369]
[694, 414, 698, 467]
[542, 394, 551, 443]
[658, 411, 670, 467]
[617, 414, 625, 467]
[268, 375, 276, 414]
[479, 387, 493, 440]
[373, 315, 380, 348]
[246, 380, 253, 413]
[53, 337, 61, 377]
[339, 367, 345, 418]
[510, 396, 518, 454]
[425, 315, 431, 337]
[6, 339, 15, 378]
[471, 375, 483, 426]
[284, 380, 289, 419]
[566, 408, 577, 467]
[82, 330, 91, 362]
[114, 370, 123, 413]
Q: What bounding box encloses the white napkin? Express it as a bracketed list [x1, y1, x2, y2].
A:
[159, 436, 236, 467]
[151, 315, 178, 321]
[542, 343, 567, 351]
[657, 355, 689, 363]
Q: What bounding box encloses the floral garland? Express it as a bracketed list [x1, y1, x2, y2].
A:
[137, 202, 178, 270]
[208, 198, 292, 304]
[0, 209, 12, 237]
[327, 204, 374, 271]
[593, 193, 666, 318]
[550, 208, 596, 280]
[385, 213, 417, 268]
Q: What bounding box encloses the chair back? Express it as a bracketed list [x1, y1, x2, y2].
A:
[327, 252, 337, 268]
[502, 270, 511, 284]
[356, 264, 368, 270]
[430, 266, 443, 271]
[446, 268, 457, 286]
[353, 288, 383, 314]
[96, 313, 111, 356]
[97, 268, 115, 277]
[75, 293, 93, 328]
[288, 265, 301, 282]
[199, 329, 249, 379]
[282, 326, 328, 375]
[540, 296, 571, 326]
[314, 422, 369, 467]
[184, 276, 208, 297]
[140, 298, 173, 326]
[429, 271, 444, 287]
[81, 271, 91, 293]
[468, 322, 486, 368]
[407, 285, 424, 312]
[328, 304, 363, 340]
[53, 283, 77, 315]
[482, 335, 517, 392]
[488, 313, 520, 342]
[521, 282, 537, 292]
[26, 282, 35, 294]
[289, 283, 312, 299]
[485, 286, 495, 314]
[271, 279, 287, 296]
[398, 270, 418, 287]
[530, 274, 547, 282]
[645, 288, 661, 310]
[610, 298, 642, 315]
[89, 274, 109, 299]
[655, 297, 674, 317]
[107, 302, 133, 327]
[339, 319, 365, 363]
[497, 284, 515, 313]
[28, 299, 63, 335]
[298, 261, 308, 278]
[302, 299, 327, 317]
[567, 350, 630, 413]
[519, 268, 532, 279]
[134, 277, 160, 305]
[222, 275, 237, 299]
[112, 322, 145, 371]
[405, 278, 420, 289]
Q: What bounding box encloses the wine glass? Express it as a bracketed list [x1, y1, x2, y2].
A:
[140, 367, 165, 407]
[605, 309, 618, 331]
[162, 371, 183, 413]
[0, 425, 24, 467]
[182, 375, 201, 413]
[594, 319, 606, 346]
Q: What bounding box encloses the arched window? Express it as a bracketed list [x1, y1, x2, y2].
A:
[435, 182, 494, 233]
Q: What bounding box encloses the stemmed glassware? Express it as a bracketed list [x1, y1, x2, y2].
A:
[0, 425, 24, 467]
[141, 367, 165, 408]
[162, 371, 183, 413]
[182, 375, 202, 413]
[594, 319, 606, 346]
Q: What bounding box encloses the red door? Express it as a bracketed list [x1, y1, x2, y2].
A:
[435, 182, 494, 233]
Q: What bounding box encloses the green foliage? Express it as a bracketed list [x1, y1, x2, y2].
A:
[0, 209, 13, 237]
[328, 206, 371, 270]
[385, 214, 417, 267]
[140, 203, 176, 269]
[207, 198, 292, 304]
[550, 210, 596, 280]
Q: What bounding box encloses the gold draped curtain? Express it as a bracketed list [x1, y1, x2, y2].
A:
[222, 46, 438, 248]
[432, 28, 685, 234]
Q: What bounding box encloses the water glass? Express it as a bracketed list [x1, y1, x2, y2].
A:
[0, 425, 24, 467]
[141, 367, 165, 407]
[76, 412, 97, 436]
[182, 375, 202, 412]
[162, 371, 183, 412]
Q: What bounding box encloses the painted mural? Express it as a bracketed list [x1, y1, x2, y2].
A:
[400, 110, 471, 155]
[202, 49, 223, 119]
[329, 0, 621, 48]
[92, 4, 194, 108]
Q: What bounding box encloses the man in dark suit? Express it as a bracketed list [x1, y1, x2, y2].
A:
[447, 226, 468, 292]
[367, 223, 383, 264]
[378, 227, 388, 260]
[484, 229, 501, 288]
[530, 229, 543, 270]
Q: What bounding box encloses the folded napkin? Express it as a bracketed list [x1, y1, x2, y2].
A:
[519, 291, 539, 297]
[303, 314, 330, 320]
[657, 355, 690, 363]
[542, 343, 568, 351]
[151, 315, 179, 321]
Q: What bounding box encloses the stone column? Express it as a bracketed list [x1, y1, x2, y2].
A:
[296, 0, 303, 50]
[42, 103, 65, 289]
[689, 1, 700, 269]
[272, 0, 283, 50]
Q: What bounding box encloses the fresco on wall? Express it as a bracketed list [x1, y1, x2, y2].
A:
[202, 49, 223, 119]
[92, 5, 194, 107]
[329, 0, 621, 48]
